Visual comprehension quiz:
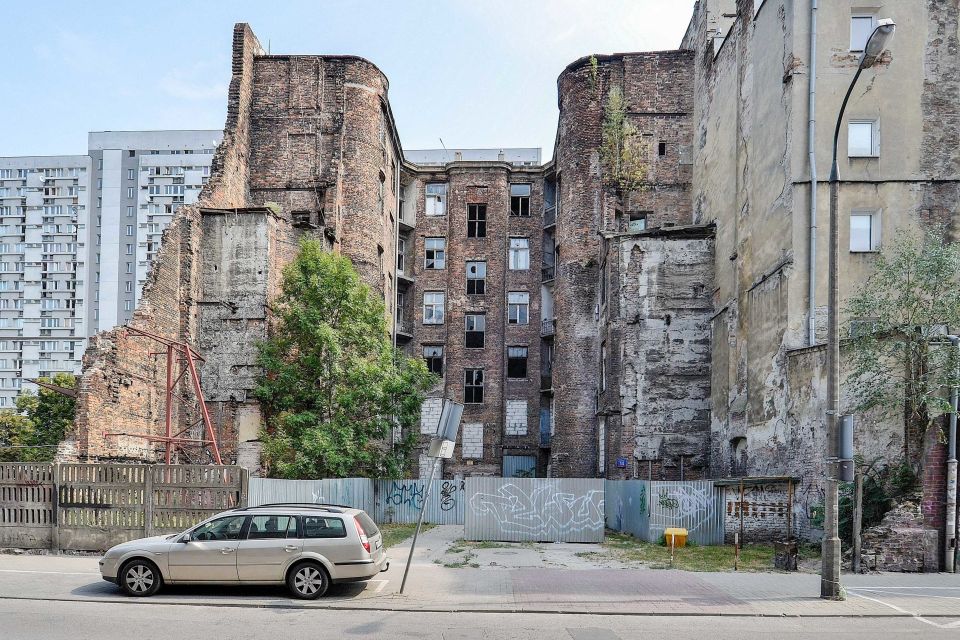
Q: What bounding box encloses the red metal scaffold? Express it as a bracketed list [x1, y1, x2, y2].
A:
[103, 327, 222, 465]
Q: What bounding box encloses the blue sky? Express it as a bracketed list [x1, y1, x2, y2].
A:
[1, 1, 697, 158]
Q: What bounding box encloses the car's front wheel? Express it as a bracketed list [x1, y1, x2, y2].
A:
[287, 562, 329, 599]
[119, 559, 162, 597]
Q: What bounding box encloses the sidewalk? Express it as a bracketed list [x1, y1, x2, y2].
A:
[1, 525, 959, 621]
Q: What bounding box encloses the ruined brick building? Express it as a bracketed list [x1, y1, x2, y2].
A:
[66, 1, 960, 552]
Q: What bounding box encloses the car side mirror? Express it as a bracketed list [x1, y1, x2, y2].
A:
[180, 534, 191, 543]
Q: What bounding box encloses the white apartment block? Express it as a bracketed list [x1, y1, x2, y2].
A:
[0, 130, 222, 409]
[87, 130, 221, 333]
[0, 156, 91, 408]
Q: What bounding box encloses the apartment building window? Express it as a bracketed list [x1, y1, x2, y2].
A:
[127, 168, 135, 180]
[424, 237, 446, 269]
[126, 225, 134, 236]
[850, 14, 876, 52]
[465, 314, 486, 348]
[466, 260, 486, 294]
[509, 238, 529, 270]
[396, 292, 405, 327]
[426, 183, 447, 216]
[848, 121, 878, 157]
[124, 300, 133, 311]
[423, 346, 444, 376]
[98, 159, 103, 170]
[126, 262, 133, 274]
[507, 346, 528, 379]
[126, 244, 133, 255]
[397, 237, 405, 274]
[467, 204, 487, 238]
[423, 291, 445, 324]
[127, 206, 134, 217]
[600, 340, 608, 391]
[125, 281, 134, 293]
[508, 292, 530, 324]
[510, 184, 530, 216]
[628, 212, 648, 232]
[658, 142, 667, 156]
[127, 187, 134, 198]
[464, 368, 484, 404]
[850, 210, 880, 252]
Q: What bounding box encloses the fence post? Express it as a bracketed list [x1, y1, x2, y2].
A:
[239, 467, 249, 507]
[51, 463, 60, 553]
[144, 466, 154, 538]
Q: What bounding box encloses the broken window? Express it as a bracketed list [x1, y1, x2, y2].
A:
[426, 183, 447, 216]
[850, 14, 876, 52]
[423, 345, 443, 376]
[464, 368, 484, 404]
[509, 238, 529, 270]
[396, 292, 405, 327]
[424, 237, 446, 269]
[508, 292, 529, 325]
[466, 260, 486, 295]
[397, 237, 405, 274]
[629, 212, 648, 233]
[423, 291, 445, 325]
[848, 121, 878, 157]
[658, 142, 667, 157]
[850, 210, 880, 252]
[510, 184, 531, 216]
[468, 204, 487, 238]
[507, 346, 528, 379]
[465, 313, 486, 348]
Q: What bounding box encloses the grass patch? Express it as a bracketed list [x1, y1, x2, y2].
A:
[602, 532, 819, 572]
[379, 522, 436, 549]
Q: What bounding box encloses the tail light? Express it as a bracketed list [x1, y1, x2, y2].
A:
[354, 517, 370, 553]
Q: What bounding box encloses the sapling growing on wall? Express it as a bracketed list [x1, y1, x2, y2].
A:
[600, 85, 650, 197]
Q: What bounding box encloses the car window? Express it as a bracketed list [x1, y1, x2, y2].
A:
[354, 511, 380, 537]
[302, 516, 346, 539]
[247, 515, 296, 540]
[190, 515, 248, 541]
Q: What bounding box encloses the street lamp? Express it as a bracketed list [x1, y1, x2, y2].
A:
[822, 18, 896, 601]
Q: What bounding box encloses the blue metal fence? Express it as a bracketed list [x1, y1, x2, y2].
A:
[604, 480, 725, 545]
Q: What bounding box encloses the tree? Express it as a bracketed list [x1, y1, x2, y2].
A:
[0, 373, 76, 462]
[255, 239, 436, 479]
[845, 226, 960, 458]
[600, 85, 649, 196]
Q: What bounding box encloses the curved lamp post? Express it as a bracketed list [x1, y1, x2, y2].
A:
[822, 18, 896, 601]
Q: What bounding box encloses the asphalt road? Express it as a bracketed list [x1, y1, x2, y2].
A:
[3, 598, 958, 640]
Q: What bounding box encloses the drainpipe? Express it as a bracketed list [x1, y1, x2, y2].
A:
[945, 335, 959, 572]
[807, 0, 818, 346]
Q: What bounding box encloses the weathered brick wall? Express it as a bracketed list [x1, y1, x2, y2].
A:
[403, 165, 545, 478]
[724, 483, 792, 543]
[551, 50, 695, 477]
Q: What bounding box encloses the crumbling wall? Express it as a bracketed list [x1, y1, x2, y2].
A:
[551, 50, 695, 478]
[859, 499, 940, 572]
[603, 227, 714, 480]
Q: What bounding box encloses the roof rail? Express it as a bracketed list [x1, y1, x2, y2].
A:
[235, 503, 350, 513]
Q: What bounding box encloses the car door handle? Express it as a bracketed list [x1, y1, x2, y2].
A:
[284, 545, 297, 552]
[220, 548, 236, 554]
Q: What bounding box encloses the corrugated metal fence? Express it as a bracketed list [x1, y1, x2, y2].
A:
[604, 480, 725, 545]
[247, 477, 465, 525]
[464, 477, 605, 543]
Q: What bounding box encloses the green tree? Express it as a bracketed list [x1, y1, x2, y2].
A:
[600, 85, 649, 196]
[255, 239, 436, 479]
[845, 226, 960, 456]
[0, 373, 76, 462]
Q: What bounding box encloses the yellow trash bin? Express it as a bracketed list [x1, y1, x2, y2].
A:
[664, 527, 688, 548]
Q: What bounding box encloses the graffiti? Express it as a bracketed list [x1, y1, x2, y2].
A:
[658, 489, 680, 510]
[468, 481, 604, 542]
[439, 480, 462, 512]
[638, 483, 647, 514]
[384, 481, 425, 510]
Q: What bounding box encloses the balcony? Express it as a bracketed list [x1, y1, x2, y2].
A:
[540, 318, 555, 337]
[541, 264, 555, 282]
[540, 372, 552, 393]
[544, 205, 556, 228]
[395, 320, 413, 341]
[539, 410, 552, 448]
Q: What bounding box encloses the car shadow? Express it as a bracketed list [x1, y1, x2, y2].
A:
[72, 580, 371, 602]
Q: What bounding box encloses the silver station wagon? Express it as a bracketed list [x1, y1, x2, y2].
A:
[99, 504, 388, 599]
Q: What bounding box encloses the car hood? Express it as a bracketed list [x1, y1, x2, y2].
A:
[104, 534, 177, 556]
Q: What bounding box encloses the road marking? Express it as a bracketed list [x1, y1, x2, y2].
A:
[855, 588, 960, 601]
[848, 589, 960, 629]
[369, 580, 388, 594]
[0, 569, 99, 576]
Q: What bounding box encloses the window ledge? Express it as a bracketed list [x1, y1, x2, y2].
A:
[848, 154, 880, 159]
[849, 249, 881, 254]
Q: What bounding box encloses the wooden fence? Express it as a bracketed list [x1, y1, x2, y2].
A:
[0, 463, 247, 551]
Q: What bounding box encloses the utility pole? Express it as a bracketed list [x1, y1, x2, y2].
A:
[821, 19, 895, 600]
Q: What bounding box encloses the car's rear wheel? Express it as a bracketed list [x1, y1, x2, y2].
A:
[119, 559, 162, 597]
[287, 562, 329, 599]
